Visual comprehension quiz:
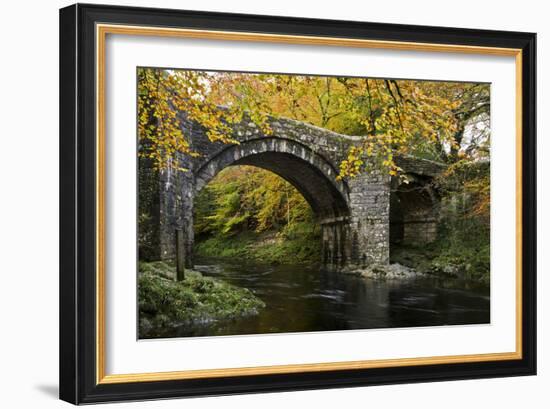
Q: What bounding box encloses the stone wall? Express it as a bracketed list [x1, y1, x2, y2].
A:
[389, 177, 440, 247]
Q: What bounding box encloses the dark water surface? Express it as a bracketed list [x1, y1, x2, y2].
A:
[159, 258, 490, 338]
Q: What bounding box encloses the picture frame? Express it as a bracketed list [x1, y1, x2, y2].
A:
[59, 3, 536, 404]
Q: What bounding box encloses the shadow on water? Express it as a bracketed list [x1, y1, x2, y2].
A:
[152, 257, 490, 338]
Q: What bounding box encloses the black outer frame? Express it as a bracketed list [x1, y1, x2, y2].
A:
[59, 3, 537, 404]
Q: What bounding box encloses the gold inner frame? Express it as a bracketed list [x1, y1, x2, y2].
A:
[95, 23, 523, 385]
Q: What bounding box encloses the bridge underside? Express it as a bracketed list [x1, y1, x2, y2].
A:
[390, 174, 440, 249]
[224, 152, 349, 220]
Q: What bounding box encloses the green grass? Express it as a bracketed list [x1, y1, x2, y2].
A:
[138, 261, 265, 336]
[195, 224, 321, 265]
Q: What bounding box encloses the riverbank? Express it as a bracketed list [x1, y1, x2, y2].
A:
[195, 237, 489, 286]
[195, 229, 321, 265]
[138, 261, 265, 337]
[151, 258, 490, 338]
[390, 244, 490, 285]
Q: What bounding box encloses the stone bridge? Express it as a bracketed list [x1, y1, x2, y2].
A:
[139, 112, 446, 272]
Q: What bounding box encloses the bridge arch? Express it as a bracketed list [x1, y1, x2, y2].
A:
[139, 112, 445, 271]
[194, 137, 351, 221]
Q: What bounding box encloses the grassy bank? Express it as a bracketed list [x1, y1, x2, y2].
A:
[389, 160, 490, 286]
[391, 242, 490, 285]
[195, 226, 321, 265]
[138, 261, 265, 337]
[193, 165, 321, 265]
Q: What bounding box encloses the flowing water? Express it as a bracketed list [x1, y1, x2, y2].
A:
[156, 258, 490, 338]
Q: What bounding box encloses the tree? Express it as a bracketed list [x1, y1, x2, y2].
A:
[204, 73, 490, 177]
[138, 68, 265, 171]
[194, 166, 314, 238]
[138, 68, 490, 178]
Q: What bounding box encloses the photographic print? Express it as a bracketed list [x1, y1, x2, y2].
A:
[137, 68, 491, 339]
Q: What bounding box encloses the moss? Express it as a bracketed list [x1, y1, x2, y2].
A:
[138, 261, 265, 336]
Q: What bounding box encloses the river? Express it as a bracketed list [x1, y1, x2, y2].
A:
[157, 258, 490, 338]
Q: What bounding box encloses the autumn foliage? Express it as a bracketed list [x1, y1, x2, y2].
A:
[137, 68, 490, 176]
